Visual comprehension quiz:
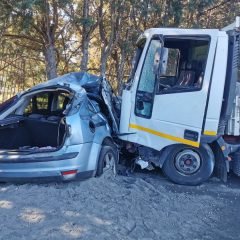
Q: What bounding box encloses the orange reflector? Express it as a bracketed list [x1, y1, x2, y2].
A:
[61, 170, 78, 176]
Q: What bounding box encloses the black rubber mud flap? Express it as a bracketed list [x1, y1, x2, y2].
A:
[215, 153, 228, 183]
[213, 138, 229, 183]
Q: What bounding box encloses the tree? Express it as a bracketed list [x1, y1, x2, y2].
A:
[98, 0, 126, 76]
[0, 0, 240, 100]
[63, 0, 100, 72]
[0, 1, 14, 40]
[2, 0, 73, 79]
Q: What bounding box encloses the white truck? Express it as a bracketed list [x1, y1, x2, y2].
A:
[114, 17, 240, 185]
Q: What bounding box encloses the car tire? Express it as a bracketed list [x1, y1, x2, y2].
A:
[96, 142, 118, 177]
[162, 143, 215, 185]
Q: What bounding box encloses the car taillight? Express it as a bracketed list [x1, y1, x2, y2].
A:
[61, 170, 78, 180]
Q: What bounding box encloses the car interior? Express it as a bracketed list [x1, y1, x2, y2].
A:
[0, 90, 72, 151]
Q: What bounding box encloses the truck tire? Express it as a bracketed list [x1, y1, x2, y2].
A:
[162, 143, 215, 185]
[96, 142, 118, 177]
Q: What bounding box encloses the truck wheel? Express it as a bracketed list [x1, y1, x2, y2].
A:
[96, 143, 118, 177]
[162, 144, 215, 185]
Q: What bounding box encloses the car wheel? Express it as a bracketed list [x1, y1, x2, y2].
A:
[162, 144, 215, 185]
[96, 142, 118, 177]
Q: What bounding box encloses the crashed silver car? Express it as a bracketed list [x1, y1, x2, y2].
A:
[0, 72, 119, 182]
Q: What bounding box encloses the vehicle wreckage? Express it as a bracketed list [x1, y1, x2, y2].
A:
[1, 18, 240, 185]
[0, 72, 120, 182]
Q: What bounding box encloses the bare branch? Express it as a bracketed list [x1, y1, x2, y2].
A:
[3, 33, 44, 45]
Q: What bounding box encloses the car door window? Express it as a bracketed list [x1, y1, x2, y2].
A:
[0, 95, 18, 114]
[56, 93, 70, 111]
[24, 93, 50, 115]
[36, 93, 49, 111]
[24, 99, 33, 114]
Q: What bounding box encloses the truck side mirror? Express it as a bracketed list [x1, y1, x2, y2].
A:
[160, 47, 169, 76]
[153, 47, 169, 77]
[153, 47, 161, 75]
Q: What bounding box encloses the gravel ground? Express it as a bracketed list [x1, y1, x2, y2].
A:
[0, 170, 240, 240]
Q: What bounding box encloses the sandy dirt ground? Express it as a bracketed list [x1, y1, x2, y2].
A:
[0, 170, 240, 240]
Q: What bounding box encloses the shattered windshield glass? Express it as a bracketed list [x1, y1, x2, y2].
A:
[126, 37, 146, 88]
[138, 39, 161, 93]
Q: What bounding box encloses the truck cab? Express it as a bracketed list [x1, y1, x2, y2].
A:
[119, 20, 240, 185]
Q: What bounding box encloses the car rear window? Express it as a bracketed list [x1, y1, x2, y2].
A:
[0, 95, 18, 114]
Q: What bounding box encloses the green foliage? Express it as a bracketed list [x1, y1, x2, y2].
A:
[0, 0, 239, 96]
[76, 16, 95, 27]
[171, 1, 183, 26]
[57, 0, 73, 8]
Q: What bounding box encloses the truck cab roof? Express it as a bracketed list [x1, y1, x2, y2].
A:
[142, 28, 227, 38]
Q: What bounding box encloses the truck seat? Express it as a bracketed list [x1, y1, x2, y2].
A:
[176, 61, 196, 87]
[194, 60, 205, 88]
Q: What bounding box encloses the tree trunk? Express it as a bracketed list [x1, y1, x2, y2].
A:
[44, 43, 57, 80]
[0, 24, 7, 40]
[42, 0, 58, 80]
[80, 0, 90, 72]
[80, 37, 89, 72]
[117, 49, 126, 94]
[100, 50, 108, 76]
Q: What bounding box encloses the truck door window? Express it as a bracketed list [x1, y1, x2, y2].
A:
[135, 39, 162, 118]
[156, 37, 210, 94]
[165, 49, 180, 76]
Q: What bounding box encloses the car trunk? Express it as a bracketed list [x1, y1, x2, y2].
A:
[0, 115, 67, 152]
[0, 72, 119, 152]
